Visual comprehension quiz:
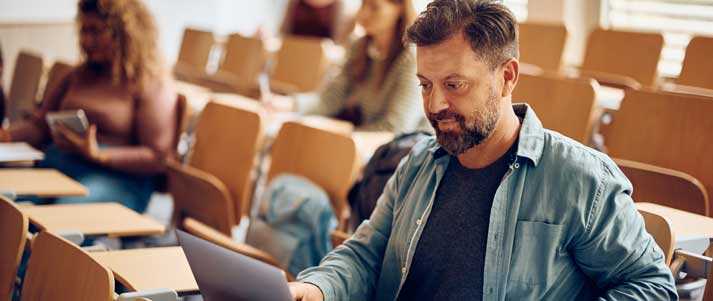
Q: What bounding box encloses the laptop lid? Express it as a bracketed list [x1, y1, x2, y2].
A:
[176, 230, 292, 301]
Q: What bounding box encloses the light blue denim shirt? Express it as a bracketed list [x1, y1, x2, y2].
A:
[298, 104, 677, 300]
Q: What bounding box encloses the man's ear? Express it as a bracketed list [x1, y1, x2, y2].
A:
[501, 58, 519, 98]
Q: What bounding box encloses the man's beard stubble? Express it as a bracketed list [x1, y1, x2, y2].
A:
[428, 90, 501, 155]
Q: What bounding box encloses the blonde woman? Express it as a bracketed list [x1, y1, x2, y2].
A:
[0, 0, 177, 212]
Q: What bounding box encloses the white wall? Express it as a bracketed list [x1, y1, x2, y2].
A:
[0, 0, 290, 87]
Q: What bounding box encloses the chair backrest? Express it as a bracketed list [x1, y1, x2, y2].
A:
[638, 209, 675, 265]
[168, 160, 235, 236]
[8, 51, 43, 122]
[606, 89, 713, 216]
[181, 217, 294, 281]
[267, 121, 358, 224]
[512, 73, 597, 143]
[217, 34, 267, 88]
[175, 28, 216, 75]
[0, 196, 28, 301]
[582, 28, 664, 87]
[187, 98, 264, 221]
[40, 61, 72, 104]
[271, 36, 329, 93]
[21, 231, 114, 301]
[615, 158, 709, 216]
[518, 22, 568, 72]
[677, 36, 713, 90]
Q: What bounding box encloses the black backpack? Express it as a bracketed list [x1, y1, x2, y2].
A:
[347, 131, 432, 231]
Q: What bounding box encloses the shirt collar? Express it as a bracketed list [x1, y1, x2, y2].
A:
[428, 103, 545, 166]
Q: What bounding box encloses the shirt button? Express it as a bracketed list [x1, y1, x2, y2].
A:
[513, 163, 520, 169]
[416, 219, 422, 226]
[402, 267, 407, 274]
[487, 287, 494, 294]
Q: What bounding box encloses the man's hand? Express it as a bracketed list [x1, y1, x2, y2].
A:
[288, 282, 324, 301]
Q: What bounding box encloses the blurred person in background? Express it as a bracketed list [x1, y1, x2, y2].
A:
[0, 0, 178, 213]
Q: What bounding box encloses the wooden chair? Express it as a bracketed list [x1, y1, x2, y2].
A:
[184, 98, 264, 222]
[518, 22, 568, 72]
[173, 28, 216, 80]
[677, 36, 713, 90]
[167, 160, 235, 236]
[21, 231, 115, 301]
[605, 89, 713, 216]
[638, 208, 675, 265]
[181, 217, 295, 281]
[669, 248, 713, 300]
[0, 195, 28, 301]
[40, 61, 72, 104]
[580, 28, 664, 88]
[615, 158, 709, 216]
[267, 121, 358, 229]
[512, 73, 598, 143]
[205, 34, 267, 95]
[270, 36, 330, 94]
[7, 51, 43, 122]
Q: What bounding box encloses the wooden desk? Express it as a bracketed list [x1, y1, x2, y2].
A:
[91, 247, 199, 295]
[636, 202, 713, 241]
[21, 203, 165, 237]
[0, 168, 88, 197]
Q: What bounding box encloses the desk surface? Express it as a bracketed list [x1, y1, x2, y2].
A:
[91, 247, 199, 295]
[21, 203, 165, 237]
[0, 168, 88, 197]
[636, 202, 713, 239]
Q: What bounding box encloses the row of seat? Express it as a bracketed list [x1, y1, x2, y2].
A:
[175, 29, 332, 97]
[519, 22, 713, 91]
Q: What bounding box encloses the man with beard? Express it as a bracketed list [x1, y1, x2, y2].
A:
[289, 0, 677, 300]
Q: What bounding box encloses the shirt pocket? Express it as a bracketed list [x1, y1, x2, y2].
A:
[507, 220, 568, 286]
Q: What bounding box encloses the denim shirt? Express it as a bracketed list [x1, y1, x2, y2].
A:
[297, 104, 677, 301]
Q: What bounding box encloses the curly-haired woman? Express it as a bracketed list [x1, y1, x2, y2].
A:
[0, 0, 177, 212]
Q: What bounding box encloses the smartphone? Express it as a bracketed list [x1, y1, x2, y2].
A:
[46, 109, 89, 134]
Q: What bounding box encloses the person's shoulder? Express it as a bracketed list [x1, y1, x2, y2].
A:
[540, 129, 625, 184]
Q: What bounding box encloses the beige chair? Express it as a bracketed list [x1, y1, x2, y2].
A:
[184, 98, 264, 222]
[173, 28, 216, 80]
[512, 73, 598, 143]
[181, 217, 295, 281]
[267, 121, 358, 229]
[677, 36, 713, 90]
[638, 208, 675, 265]
[21, 231, 115, 301]
[40, 61, 73, 104]
[7, 51, 43, 122]
[518, 22, 568, 72]
[580, 28, 664, 88]
[204, 34, 267, 96]
[605, 89, 713, 216]
[270, 36, 330, 94]
[0, 196, 28, 301]
[669, 248, 713, 300]
[168, 160, 235, 236]
[615, 158, 709, 216]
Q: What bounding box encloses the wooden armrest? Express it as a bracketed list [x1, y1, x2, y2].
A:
[269, 79, 300, 95]
[181, 217, 295, 281]
[330, 230, 350, 249]
[670, 249, 712, 279]
[659, 83, 713, 97]
[575, 70, 642, 90]
[116, 288, 178, 301]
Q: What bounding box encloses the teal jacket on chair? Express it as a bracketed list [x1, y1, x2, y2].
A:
[297, 104, 677, 300]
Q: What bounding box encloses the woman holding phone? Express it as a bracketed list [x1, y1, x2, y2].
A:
[0, 0, 177, 212]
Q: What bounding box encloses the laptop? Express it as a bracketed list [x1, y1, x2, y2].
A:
[176, 230, 293, 301]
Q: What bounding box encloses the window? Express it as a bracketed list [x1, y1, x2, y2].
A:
[602, 0, 713, 77]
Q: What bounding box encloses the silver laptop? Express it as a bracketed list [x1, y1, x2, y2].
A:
[176, 230, 293, 301]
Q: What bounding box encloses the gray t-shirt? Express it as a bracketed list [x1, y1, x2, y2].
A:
[397, 140, 518, 300]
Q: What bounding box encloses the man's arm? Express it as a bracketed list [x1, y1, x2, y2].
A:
[573, 162, 678, 300]
[293, 153, 409, 300]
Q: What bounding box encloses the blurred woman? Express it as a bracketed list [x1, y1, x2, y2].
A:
[275, 0, 423, 133]
[0, 0, 177, 212]
[280, 0, 355, 45]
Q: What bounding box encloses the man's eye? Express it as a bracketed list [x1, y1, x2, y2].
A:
[419, 82, 432, 89]
[446, 82, 465, 90]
